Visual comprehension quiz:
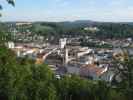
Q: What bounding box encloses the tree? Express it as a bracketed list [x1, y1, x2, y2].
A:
[113, 51, 133, 100]
[0, 0, 15, 16]
[0, 46, 58, 100]
[119, 58, 133, 100]
[6, 0, 15, 6]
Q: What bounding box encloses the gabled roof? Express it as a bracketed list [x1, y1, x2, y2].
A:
[80, 64, 107, 77]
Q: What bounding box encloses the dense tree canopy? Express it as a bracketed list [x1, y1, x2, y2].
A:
[114, 56, 133, 100]
[0, 45, 130, 100]
[13, 22, 133, 39]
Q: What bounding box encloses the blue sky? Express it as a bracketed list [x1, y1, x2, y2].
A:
[1, 0, 133, 22]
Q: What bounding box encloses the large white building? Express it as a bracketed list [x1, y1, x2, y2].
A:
[59, 38, 67, 49]
[7, 41, 15, 49]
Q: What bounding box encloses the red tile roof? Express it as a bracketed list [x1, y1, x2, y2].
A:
[80, 64, 106, 77]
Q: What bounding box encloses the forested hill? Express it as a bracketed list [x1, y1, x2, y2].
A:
[2, 20, 133, 39]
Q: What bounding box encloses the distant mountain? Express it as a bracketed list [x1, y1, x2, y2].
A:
[71, 20, 95, 23]
[56, 20, 98, 30]
[3, 20, 133, 26]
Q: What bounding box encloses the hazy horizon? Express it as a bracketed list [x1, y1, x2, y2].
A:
[1, 0, 133, 22]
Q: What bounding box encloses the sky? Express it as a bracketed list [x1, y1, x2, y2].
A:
[0, 0, 133, 22]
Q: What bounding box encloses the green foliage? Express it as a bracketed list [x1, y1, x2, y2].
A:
[2, 21, 133, 42]
[0, 46, 131, 100]
[115, 58, 133, 100]
[27, 22, 133, 39]
[0, 46, 58, 100]
[54, 75, 126, 100]
[94, 23, 133, 38]
[32, 22, 133, 39]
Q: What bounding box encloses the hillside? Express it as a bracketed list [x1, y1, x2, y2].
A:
[1, 20, 133, 39]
